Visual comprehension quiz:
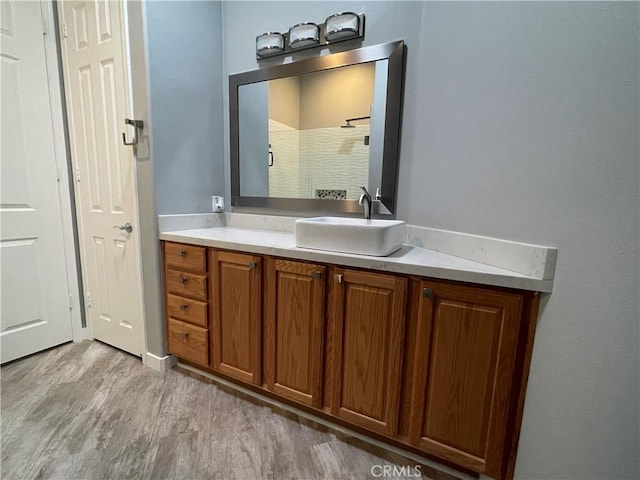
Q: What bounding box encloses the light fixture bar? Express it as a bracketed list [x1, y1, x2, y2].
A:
[256, 13, 365, 60]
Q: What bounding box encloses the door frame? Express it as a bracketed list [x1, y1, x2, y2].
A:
[119, 0, 150, 357]
[41, 0, 85, 342]
[126, 0, 168, 368]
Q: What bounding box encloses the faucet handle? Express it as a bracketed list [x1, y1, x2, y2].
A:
[360, 186, 370, 197]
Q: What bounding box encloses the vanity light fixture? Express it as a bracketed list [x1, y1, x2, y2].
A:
[256, 32, 285, 58]
[255, 14, 365, 60]
[288, 22, 320, 49]
[324, 12, 361, 42]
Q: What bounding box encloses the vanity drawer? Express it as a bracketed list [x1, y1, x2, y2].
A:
[167, 318, 209, 367]
[165, 242, 206, 272]
[166, 269, 208, 300]
[167, 294, 208, 327]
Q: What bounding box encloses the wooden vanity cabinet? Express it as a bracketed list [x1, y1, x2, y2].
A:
[162, 242, 538, 480]
[163, 242, 209, 368]
[406, 280, 524, 478]
[264, 258, 326, 407]
[327, 267, 407, 437]
[209, 250, 262, 385]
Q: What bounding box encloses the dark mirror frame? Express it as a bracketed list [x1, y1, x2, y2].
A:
[229, 40, 405, 216]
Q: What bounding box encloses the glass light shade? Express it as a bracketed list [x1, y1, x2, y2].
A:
[324, 12, 360, 42]
[256, 32, 285, 57]
[288, 23, 320, 49]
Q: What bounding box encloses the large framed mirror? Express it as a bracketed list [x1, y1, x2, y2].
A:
[230, 41, 404, 216]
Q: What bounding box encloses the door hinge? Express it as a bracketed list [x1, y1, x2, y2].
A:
[69, 295, 73, 310]
[75, 167, 80, 182]
[86, 293, 92, 308]
[63, 22, 68, 39]
[56, 165, 62, 182]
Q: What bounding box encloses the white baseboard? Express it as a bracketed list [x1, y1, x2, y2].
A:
[143, 352, 177, 371]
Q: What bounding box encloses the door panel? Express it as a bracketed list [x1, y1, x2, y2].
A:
[265, 259, 325, 407]
[210, 250, 262, 384]
[408, 281, 523, 477]
[0, 0, 73, 363]
[329, 269, 406, 436]
[59, 0, 144, 355]
[423, 301, 501, 455]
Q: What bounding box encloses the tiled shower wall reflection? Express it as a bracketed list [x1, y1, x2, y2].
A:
[269, 119, 369, 200]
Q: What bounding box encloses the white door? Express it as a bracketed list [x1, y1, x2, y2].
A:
[0, 0, 74, 363]
[59, 0, 145, 356]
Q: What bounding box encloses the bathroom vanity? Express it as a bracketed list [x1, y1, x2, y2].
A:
[161, 33, 555, 480]
[159, 215, 555, 480]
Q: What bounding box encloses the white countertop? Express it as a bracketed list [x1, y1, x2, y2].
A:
[159, 225, 553, 292]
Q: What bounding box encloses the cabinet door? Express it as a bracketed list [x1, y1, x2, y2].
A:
[329, 268, 407, 436]
[210, 250, 262, 385]
[264, 259, 325, 407]
[407, 280, 523, 477]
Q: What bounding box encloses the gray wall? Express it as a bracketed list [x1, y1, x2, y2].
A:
[399, 4, 639, 479]
[221, 2, 639, 479]
[146, 0, 225, 214]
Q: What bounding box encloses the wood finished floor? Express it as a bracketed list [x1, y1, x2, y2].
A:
[1, 341, 451, 480]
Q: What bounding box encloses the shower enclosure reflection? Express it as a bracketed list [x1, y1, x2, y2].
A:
[238, 61, 388, 201]
[230, 41, 405, 215]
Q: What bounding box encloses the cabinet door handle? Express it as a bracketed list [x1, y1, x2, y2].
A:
[179, 303, 188, 311]
[312, 271, 321, 279]
[179, 275, 187, 284]
[180, 332, 189, 340]
[248, 261, 257, 269]
[334, 274, 343, 284]
[422, 288, 433, 298]
[179, 250, 187, 257]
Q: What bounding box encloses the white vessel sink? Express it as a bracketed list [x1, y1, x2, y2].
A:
[295, 217, 406, 257]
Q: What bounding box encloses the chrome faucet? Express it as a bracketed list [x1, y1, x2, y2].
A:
[359, 186, 372, 219]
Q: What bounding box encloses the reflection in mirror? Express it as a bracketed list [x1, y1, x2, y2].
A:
[230, 41, 404, 215]
[239, 61, 388, 201]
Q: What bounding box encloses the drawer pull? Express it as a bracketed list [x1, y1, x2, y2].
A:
[334, 274, 343, 284]
[179, 303, 188, 311]
[180, 332, 189, 340]
[248, 261, 257, 269]
[423, 288, 433, 298]
[312, 271, 322, 279]
[179, 275, 187, 284]
[179, 250, 187, 257]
